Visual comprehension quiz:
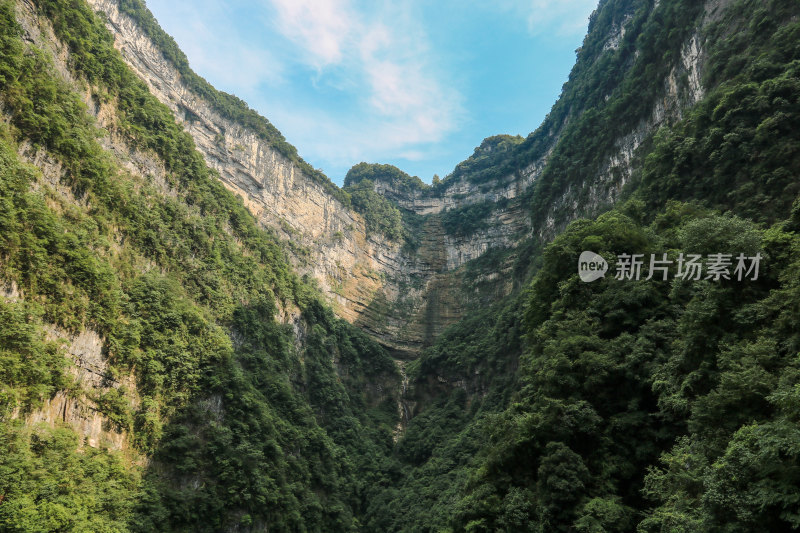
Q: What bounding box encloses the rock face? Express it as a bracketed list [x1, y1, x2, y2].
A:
[84, 0, 713, 357]
[24, 328, 135, 452]
[87, 0, 404, 332]
[5, 270, 133, 451]
[84, 0, 541, 355]
[538, 25, 708, 240]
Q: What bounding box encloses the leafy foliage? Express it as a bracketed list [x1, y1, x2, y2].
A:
[0, 423, 138, 532]
[448, 135, 524, 184]
[345, 179, 405, 241]
[2, 0, 800, 531]
[0, 1, 398, 530]
[344, 162, 428, 192]
[639, 21, 800, 222]
[446, 205, 800, 532]
[0, 300, 67, 418]
[441, 201, 498, 237]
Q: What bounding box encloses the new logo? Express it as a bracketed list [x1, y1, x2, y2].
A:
[578, 251, 608, 282]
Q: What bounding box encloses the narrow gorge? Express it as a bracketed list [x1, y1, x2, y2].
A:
[85, 0, 714, 360]
[1, 0, 799, 530]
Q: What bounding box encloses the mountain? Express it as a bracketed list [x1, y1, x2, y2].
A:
[1, 0, 798, 531]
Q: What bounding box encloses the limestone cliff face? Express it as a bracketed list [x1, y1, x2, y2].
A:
[26, 327, 136, 452]
[373, 161, 538, 217]
[83, 0, 715, 359]
[87, 0, 402, 328]
[540, 26, 708, 239]
[6, 0, 136, 454]
[8, 0, 725, 449]
[85, 0, 537, 355]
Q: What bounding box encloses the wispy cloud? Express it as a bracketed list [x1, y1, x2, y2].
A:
[265, 99, 456, 180]
[145, 0, 591, 182]
[268, 0, 352, 67]
[263, 0, 463, 151]
[489, 0, 598, 36]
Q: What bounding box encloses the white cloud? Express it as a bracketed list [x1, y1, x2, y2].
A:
[263, 103, 445, 180]
[268, 0, 353, 67]
[264, 0, 463, 149]
[146, 0, 462, 180]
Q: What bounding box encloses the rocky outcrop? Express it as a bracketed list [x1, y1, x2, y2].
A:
[372, 165, 538, 216]
[4, 274, 135, 451]
[24, 327, 136, 451]
[538, 7, 711, 239]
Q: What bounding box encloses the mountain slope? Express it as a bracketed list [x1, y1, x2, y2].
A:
[0, 1, 399, 530]
[371, 0, 800, 530]
[84, 0, 721, 361]
[1, 0, 799, 531]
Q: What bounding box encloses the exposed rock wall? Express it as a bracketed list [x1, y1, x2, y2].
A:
[82, 0, 714, 358]
[86, 0, 402, 321]
[85, 0, 540, 354]
[539, 6, 710, 239]
[372, 165, 538, 216]
[25, 328, 135, 451]
[8, 0, 724, 446]
[3, 278, 134, 452]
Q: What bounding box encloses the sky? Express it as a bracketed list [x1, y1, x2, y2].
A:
[145, 0, 598, 185]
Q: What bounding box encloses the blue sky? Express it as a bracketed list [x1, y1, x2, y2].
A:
[145, 0, 598, 184]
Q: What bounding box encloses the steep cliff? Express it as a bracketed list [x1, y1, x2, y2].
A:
[87, 0, 424, 349]
[84, 0, 719, 363]
[89, 0, 529, 356]
[365, 0, 800, 529]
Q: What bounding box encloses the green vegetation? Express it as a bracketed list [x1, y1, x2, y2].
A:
[0, 300, 67, 419]
[344, 179, 405, 241]
[637, 0, 800, 223]
[443, 204, 800, 531]
[0, 422, 138, 532]
[342, 164, 428, 243]
[449, 135, 524, 184]
[371, 203, 800, 531]
[441, 201, 500, 237]
[0, 1, 398, 530]
[361, 0, 800, 531]
[344, 162, 429, 192]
